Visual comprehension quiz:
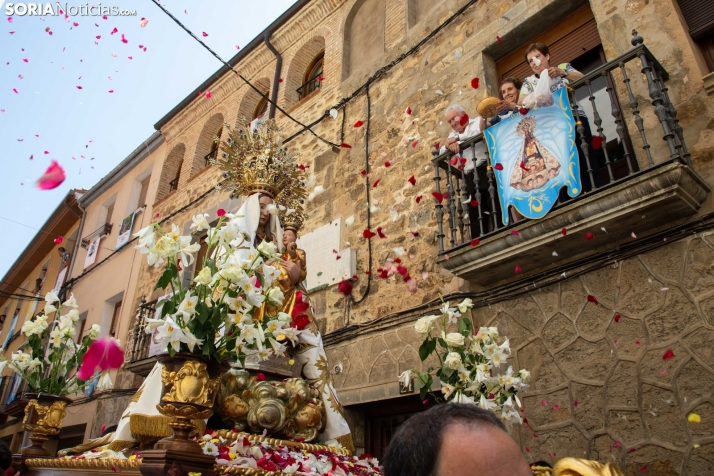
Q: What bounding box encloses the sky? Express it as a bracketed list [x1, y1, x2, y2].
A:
[0, 0, 296, 278]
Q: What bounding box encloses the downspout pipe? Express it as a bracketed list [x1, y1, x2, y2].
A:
[65, 200, 86, 296]
[264, 30, 282, 120]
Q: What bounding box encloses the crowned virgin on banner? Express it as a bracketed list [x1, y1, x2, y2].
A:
[484, 88, 581, 224]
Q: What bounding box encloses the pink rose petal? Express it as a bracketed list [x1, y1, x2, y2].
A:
[77, 338, 124, 380]
[36, 160, 66, 190]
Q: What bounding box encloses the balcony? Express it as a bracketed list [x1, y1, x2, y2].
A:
[432, 32, 709, 287]
[168, 177, 179, 193]
[80, 222, 113, 248]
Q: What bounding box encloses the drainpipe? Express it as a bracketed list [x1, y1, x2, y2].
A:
[264, 30, 282, 119]
[65, 200, 86, 294]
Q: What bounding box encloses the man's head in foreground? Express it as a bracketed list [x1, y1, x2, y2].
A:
[382, 403, 532, 476]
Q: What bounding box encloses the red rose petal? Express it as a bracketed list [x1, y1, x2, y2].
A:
[494, 163, 504, 171]
[384, 161, 391, 167]
[515, 264, 522, 273]
[662, 349, 675, 360]
[470, 78, 479, 89]
[377, 227, 387, 239]
[354, 120, 364, 128]
[360, 169, 366, 175]
[587, 295, 599, 305]
[405, 107, 412, 115]
[340, 143, 352, 149]
[470, 199, 479, 207]
[614, 313, 621, 323]
[411, 140, 419, 148]
[373, 178, 381, 188]
[470, 239, 480, 246]
[338, 280, 353, 296]
[519, 107, 530, 115]
[459, 114, 469, 126]
[496, 36, 502, 43]
[585, 232, 594, 240]
[561, 227, 567, 236]
[363, 229, 376, 239]
[431, 191, 445, 203]
[408, 175, 416, 186]
[511, 230, 520, 236]
[592, 136, 604, 150]
[416, 194, 423, 203]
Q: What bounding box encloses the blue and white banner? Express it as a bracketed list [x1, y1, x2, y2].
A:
[484, 88, 580, 224]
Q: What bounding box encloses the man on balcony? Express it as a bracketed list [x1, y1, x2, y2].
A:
[441, 104, 499, 234]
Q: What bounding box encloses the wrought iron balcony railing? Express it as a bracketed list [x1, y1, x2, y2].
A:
[296, 73, 322, 100]
[81, 222, 113, 248]
[168, 177, 179, 192]
[125, 297, 158, 376]
[432, 31, 693, 255]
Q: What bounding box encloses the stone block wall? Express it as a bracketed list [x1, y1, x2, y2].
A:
[326, 231, 714, 473]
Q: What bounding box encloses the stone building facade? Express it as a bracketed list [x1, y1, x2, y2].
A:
[117, 0, 714, 473]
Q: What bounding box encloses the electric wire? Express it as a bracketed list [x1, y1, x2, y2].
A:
[148, 0, 340, 149]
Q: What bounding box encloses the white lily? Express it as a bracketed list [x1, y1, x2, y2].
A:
[155, 316, 188, 352]
[190, 213, 210, 232]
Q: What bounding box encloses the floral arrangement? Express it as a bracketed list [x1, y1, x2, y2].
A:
[135, 210, 304, 365]
[0, 291, 118, 397]
[201, 431, 381, 475]
[400, 297, 530, 423]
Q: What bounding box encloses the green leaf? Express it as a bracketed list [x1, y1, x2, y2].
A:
[438, 338, 448, 349]
[458, 317, 472, 334]
[196, 302, 210, 324]
[441, 366, 455, 379]
[418, 338, 434, 362]
[154, 267, 174, 291]
[419, 387, 428, 401]
[161, 300, 176, 318]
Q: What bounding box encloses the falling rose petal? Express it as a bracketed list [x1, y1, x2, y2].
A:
[614, 313, 621, 323]
[12, 88, 18, 94]
[552, 251, 558, 256]
[496, 35, 502, 43]
[406, 278, 418, 293]
[354, 120, 364, 128]
[18, 74, 23, 79]
[573, 401, 579, 407]
[661, 287, 669, 292]
[363, 229, 376, 239]
[384, 161, 391, 167]
[662, 349, 675, 360]
[587, 295, 599, 305]
[36, 160, 66, 190]
[416, 194, 423, 203]
[511, 230, 520, 236]
[432, 191, 445, 203]
[338, 280, 353, 296]
[23, 58, 28, 63]
[470, 78, 479, 89]
[640, 467, 647, 473]
[202, 32, 208, 37]
[77, 338, 124, 380]
[111, 27, 118, 35]
[76, 85, 83, 89]
[405, 107, 412, 115]
[377, 227, 387, 239]
[127, 56, 133, 60]
[592, 136, 604, 150]
[140, 18, 148, 28]
[73, 21, 79, 27]
[553, 405, 560, 410]
[411, 140, 419, 148]
[54, 236, 63, 244]
[631, 232, 637, 239]
[470, 239, 480, 246]
[373, 178, 381, 188]
[340, 143, 352, 149]
[494, 163, 504, 171]
[515, 264, 522, 273]
[7, 17, 12, 23]
[108, 90, 114, 93]
[601, 227, 608, 233]
[518, 107, 530, 115]
[205, 91, 212, 98]
[408, 175, 416, 186]
[585, 232, 594, 240]
[410, 231, 420, 237]
[111, 52, 117, 57]
[541, 399, 547, 406]
[635, 340, 641, 345]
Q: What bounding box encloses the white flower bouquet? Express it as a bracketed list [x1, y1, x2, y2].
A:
[0, 291, 104, 396]
[135, 210, 302, 365]
[401, 297, 530, 423]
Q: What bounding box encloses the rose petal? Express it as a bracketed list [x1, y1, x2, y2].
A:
[340, 143, 352, 149]
[587, 295, 599, 305]
[405, 107, 412, 115]
[585, 232, 594, 240]
[470, 239, 480, 246]
[515, 264, 522, 273]
[354, 120, 364, 128]
[77, 338, 124, 380]
[36, 160, 66, 190]
[470, 78, 479, 89]
[363, 229, 376, 239]
[494, 163, 503, 171]
[459, 114, 469, 126]
[662, 349, 675, 360]
[614, 313, 621, 323]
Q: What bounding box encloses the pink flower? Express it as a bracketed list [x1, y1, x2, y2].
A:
[216, 208, 226, 217]
[204, 91, 212, 98]
[37, 160, 66, 190]
[77, 338, 124, 380]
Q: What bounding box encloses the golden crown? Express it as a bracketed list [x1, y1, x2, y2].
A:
[279, 196, 305, 232]
[215, 119, 308, 222]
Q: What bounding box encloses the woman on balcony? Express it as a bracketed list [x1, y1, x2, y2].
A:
[518, 42, 603, 192]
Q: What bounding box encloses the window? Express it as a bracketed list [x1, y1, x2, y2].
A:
[170, 159, 183, 193]
[137, 175, 151, 208]
[253, 97, 268, 121]
[298, 52, 324, 100]
[105, 203, 114, 225]
[678, 0, 714, 72]
[110, 301, 122, 337]
[205, 126, 223, 166]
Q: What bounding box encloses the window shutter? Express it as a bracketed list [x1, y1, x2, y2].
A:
[496, 6, 601, 83]
[110, 301, 122, 337]
[678, 0, 714, 38]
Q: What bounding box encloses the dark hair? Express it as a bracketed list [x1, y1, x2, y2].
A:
[58, 247, 66, 252]
[382, 404, 506, 476]
[0, 438, 11, 470]
[525, 42, 549, 62]
[500, 77, 523, 96]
